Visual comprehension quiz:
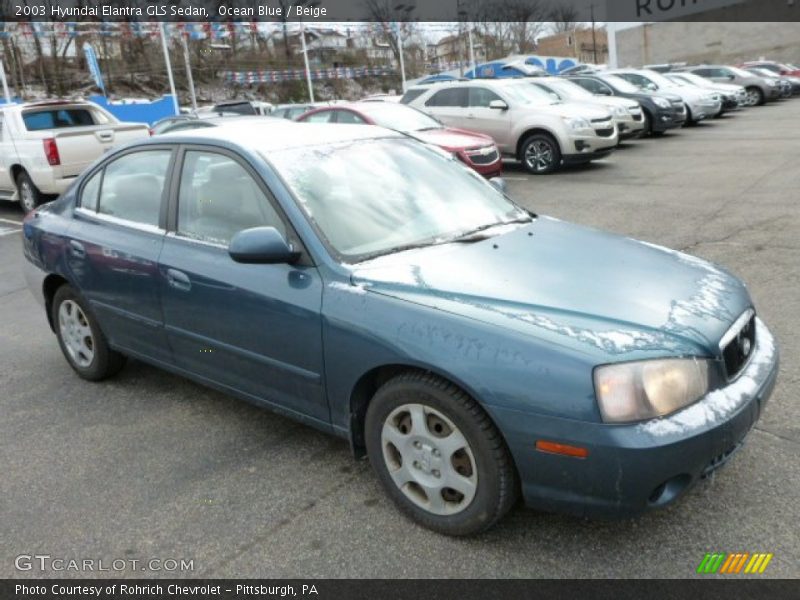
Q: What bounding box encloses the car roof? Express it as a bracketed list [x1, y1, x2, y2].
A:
[157, 120, 402, 152]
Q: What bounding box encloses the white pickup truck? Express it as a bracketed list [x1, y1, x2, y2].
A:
[0, 100, 149, 212]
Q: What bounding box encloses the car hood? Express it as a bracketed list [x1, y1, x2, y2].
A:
[592, 96, 640, 111]
[538, 102, 612, 121]
[715, 83, 745, 93]
[411, 127, 494, 151]
[349, 218, 751, 359]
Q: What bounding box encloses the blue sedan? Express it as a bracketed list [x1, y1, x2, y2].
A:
[22, 121, 779, 535]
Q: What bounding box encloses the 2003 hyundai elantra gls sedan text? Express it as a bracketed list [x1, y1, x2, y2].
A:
[22, 121, 779, 535]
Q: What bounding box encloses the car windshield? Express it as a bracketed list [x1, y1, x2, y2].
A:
[544, 80, 595, 100]
[729, 67, 755, 78]
[642, 71, 680, 88]
[357, 103, 441, 132]
[671, 72, 709, 87]
[267, 138, 530, 262]
[501, 82, 559, 105]
[600, 75, 640, 94]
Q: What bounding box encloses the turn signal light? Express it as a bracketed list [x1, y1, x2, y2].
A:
[535, 440, 589, 459]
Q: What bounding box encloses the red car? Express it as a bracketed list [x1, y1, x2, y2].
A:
[739, 60, 800, 78]
[295, 102, 502, 178]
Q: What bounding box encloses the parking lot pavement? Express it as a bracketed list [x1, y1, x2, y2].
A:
[1, 101, 799, 580]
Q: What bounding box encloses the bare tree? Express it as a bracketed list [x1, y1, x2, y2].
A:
[363, 0, 418, 69]
[549, 3, 580, 33]
[472, 0, 548, 56]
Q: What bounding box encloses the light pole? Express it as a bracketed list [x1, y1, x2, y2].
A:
[159, 23, 179, 115]
[180, 33, 198, 113]
[393, 4, 414, 92]
[0, 56, 11, 104]
[300, 22, 315, 102]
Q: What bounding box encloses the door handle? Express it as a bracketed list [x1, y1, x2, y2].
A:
[69, 240, 86, 258]
[166, 268, 191, 291]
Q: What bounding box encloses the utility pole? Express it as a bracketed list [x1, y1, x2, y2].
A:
[180, 34, 198, 113]
[396, 23, 407, 92]
[159, 23, 179, 115]
[467, 27, 476, 79]
[591, 3, 598, 64]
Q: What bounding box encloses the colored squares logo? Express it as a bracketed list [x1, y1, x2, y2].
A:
[697, 553, 773, 574]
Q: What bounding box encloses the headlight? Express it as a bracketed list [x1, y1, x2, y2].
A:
[653, 97, 671, 108]
[612, 106, 628, 117]
[562, 116, 592, 131]
[766, 80, 776, 87]
[594, 358, 710, 423]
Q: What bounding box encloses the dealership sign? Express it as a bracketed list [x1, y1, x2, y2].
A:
[606, 0, 745, 20]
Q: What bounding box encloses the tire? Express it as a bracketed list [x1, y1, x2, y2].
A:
[52, 285, 126, 381]
[519, 133, 561, 175]
[746, 87, 764, 107]
[16, 170, 44, 214]
[683, 105, 695, 126]
[642, 109, 653, 136]
[365, 371, 518, 536]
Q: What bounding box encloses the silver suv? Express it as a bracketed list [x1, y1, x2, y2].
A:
[682, 66, 781, 106]
[401, 79, 618, 174]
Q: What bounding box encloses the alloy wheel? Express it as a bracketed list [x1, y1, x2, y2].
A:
[745, 89, 760, 106]
[19, 181, 36, 213]
[380, 403, 478, 516]
[524, 140, 555, 172]
[58, 300, 95, 368]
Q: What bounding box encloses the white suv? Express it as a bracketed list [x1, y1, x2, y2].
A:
[401, 79, 618, 174]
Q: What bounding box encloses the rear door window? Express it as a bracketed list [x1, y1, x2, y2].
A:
[302, 111, 334, 123]
[96, 150, 172, 228]
[334, 111, 366, 124]
[22, 108, 96, 131]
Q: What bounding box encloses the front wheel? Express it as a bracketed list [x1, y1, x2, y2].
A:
[365, 372, 518, 536]
[17, 171, 44, 214]
[52, 285, 126, 381]
[520, 133, 561, 174]
[745, 87, 764, 106]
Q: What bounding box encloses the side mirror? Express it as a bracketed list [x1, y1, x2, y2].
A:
[596, 88, 612, 96]
[489, 177, 508, 194]
[228, 227, 300, 265]
[645, 82, 658, 91]
[489, 99, 509, 110]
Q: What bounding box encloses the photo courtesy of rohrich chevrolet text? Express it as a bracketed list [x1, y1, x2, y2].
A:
[0, 0, 797, 597]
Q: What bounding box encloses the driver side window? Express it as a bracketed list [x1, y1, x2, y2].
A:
[468, 87, 503, 108]
[176, 150, 286, 247]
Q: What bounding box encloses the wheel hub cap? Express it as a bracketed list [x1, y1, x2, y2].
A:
[381, 403, 478, 516]
[58, 300, 95, 368]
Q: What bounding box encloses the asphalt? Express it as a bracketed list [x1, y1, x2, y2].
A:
[1, 100, 798, 579]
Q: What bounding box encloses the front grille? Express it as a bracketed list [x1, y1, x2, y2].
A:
[595, 128, 615, 137]
[466, 148, 499, 165]
[591, 118, 610, 124]
[721, 311, 756, 379]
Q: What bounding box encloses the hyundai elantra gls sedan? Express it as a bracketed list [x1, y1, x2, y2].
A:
[23, 121, 779, 535]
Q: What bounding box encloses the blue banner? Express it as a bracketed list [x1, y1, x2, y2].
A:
[83, 43, 106, 94]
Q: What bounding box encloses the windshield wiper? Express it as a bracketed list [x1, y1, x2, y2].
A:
[447, 216, 534, 243]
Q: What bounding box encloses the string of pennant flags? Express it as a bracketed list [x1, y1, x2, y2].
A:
[0, 22, 261, 39]
[222, 66, 397, 84]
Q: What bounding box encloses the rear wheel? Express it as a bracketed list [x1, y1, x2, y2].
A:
[17, 171, 44, 214]
[52, 285, 126, 381]
[520, 133, 561, 174]
[365, 371, 518, 536]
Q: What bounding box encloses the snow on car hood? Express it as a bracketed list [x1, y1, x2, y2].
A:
[410, 127, 493, 151]
[349, 217, 752, 360]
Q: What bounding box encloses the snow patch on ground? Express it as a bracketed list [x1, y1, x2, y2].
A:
[637, 318, 776, 438]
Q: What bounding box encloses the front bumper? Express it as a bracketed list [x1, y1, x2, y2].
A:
[491, 318, 779, 518]
[652, 106, 686, 132]
[616, 114, 645, 139]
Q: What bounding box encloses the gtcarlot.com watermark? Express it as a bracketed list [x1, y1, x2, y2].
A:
[15, 554, 194, 573]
